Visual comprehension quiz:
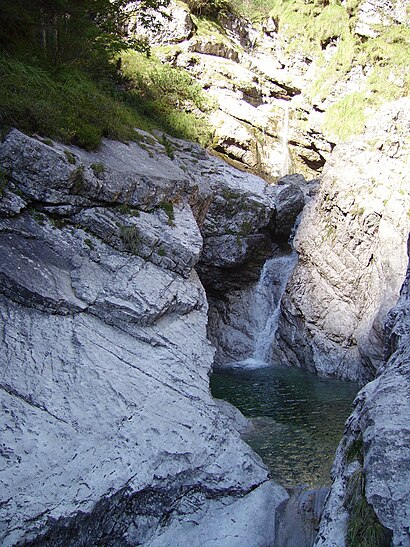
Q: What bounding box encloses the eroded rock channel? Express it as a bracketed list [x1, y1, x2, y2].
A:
[1, 100, 409, 546]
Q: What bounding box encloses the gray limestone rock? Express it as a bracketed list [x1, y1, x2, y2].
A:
[315, 237, 410, 546]
[276, 99, 410, 383]
[0, 129, 292, 545]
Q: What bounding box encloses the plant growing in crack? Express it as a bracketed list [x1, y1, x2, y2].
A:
[159, 201, 175, 226]
[120, 225, 142, 254]
[68, 165, 85, 194]
[91, 162, 105, 176]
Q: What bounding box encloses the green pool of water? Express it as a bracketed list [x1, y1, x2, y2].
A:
[211, 364, 359, 488]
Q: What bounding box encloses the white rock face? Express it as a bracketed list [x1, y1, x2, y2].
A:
[315, 237, 410, 547]
[354, 0, 410, 37]
[276, 99, 410, 383]
[0, 130, 290, 545]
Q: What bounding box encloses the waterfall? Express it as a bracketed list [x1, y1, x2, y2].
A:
[280, 102, 291, 177]
[233, 252, 297, 369]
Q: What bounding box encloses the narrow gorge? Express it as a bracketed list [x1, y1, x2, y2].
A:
[1, 0, 410, 546]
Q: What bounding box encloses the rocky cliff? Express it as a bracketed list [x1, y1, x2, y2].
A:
[275, 98, 410, 384]
[130, 0, 409, 181]
[314, 236, 410, 546]
[0, 129, 302, 545]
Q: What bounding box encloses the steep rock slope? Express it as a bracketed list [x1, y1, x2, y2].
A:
[315, 236, 410, 546]
[0, 129, 303, 545]
[131, 0, 409, 180]
[275, 99, 410, 383]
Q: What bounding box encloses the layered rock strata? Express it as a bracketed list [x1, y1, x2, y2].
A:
[0, 129, 302, 545]
[315, 236, 410, 546]
[275, 99, 410, 383]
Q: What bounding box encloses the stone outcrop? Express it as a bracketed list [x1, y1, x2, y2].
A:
[0, 128, 303, 545]
[275, 99, 410, 384]
[129, 0, 409, 184]
[314, 235, 410, 546]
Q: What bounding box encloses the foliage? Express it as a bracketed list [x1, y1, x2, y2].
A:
[120, 50, 214, 146]
[159, 201, 175, 225]
[187, 0, 231, 17]
[91, 162, 105, 175]
[267, 0, 410, 141]
[323, 92, 367, 140]
[120, 225, 142, 254]
[229, 0, 277, 21]
[0, 54, 151, 149]
[344, 470, 392, 546]
[346, 436, 364, 464]
[0, 0, 170, 66]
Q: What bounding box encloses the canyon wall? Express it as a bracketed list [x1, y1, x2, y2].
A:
[275, 99, 410, 383]
[315, 236, 410, 546]
[0, 129, 302, 545]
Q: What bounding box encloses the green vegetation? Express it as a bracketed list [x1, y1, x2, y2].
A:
[68, 165, 85, 193]
[84, 238, 95, 250]
[161, 134, 175, 160]
[120, 50, 214, 146]
[344, 470, 392, 546]
[346, 436, 364, 464]
[323, 93, 367, 140]
[187, 0, 231, 17]
[64, 151, 76, 165]
[0, 0, 213, 150]
[118, 204, 140, 217]
[158, 201, 175, 225]
[91, 162, 105, 176]
[266, 0, 410, 141]
[120, 225, 142, 254]
[0, 55, 151, 150]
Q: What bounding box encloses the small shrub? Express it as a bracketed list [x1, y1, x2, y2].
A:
[158, 247, 166, 256]
[90, 162, 105, 176]
[64, 150, 76, 165]
[159, 201, 175, 225]
[118, 203, 140, 217]
[84, 238, 95, 250]
[161, 134, 175, 160]
[120, 225, 142, 254]
[346, 437, 364, 464]
[68, 165, 85, 194]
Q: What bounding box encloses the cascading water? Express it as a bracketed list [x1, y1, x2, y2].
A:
[212, 251, 358, 488]
[233, 252, 297, 368]
[280, 102, 291, 177]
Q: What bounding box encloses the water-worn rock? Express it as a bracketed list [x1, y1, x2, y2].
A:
[0, 129, 292, 545]
[276, 99, 410, 383]
[315, 236, 410, 547]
